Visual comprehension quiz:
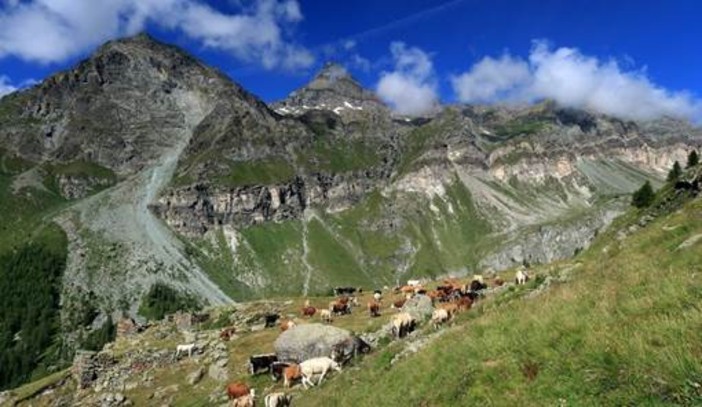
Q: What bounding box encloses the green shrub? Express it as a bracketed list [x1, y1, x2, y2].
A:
[138, 283, 201, 321]
[687, 150, 699, 168]
[667, 161, 682, 182]
[631, 181, 655, 208]
[82, 316, 116, 351]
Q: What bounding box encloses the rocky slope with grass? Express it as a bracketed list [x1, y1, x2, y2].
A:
[5, 165, 702, 406]
[1, 34, 701, 390]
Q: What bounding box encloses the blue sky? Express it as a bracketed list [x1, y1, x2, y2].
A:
[1, 0, 701, 120]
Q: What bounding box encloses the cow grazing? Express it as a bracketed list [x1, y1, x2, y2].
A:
[515, 270, 529, 285]
[373, 291, 382, 302]
[301, 306, 316, 318]
[493, 277, 505, 287]
[391, 312, 416, 338]
[270, 361, 292, 382]
[333, 286, 357, 296]
[283, 364, 302, 388]
[299, 357, 342, 389]
[407, 279, 422, 287]
[368, 301, 381, 317]
[399, 285, 416, 295]
[329, 301, 351, 316]
[227, 382, 254, 400]
[440, 302, 459, 317]
[175, 343, 195, 358]
[457, 296, 473, 311]
[220, 327, 236, 341]
[331, 335, 371, 365]
[391, 298, 407, 310]
[265, 392, 293, 407]
[264, 313, 280, 328]
[280, 319, 296, 332]
[470, 279, 488, 292]
[231, 394, 255, 407]
[249, 353, 278, 375]
[320, 309, 333, 323]
[431, 308, 450, 329]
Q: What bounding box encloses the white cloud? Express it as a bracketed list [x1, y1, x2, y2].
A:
[451, 54, 530, 103]
[451, 41, 702, 121]
[0, 75, 17, 97]
[0, 0, 313, 70]
[377, 42, 438, 116]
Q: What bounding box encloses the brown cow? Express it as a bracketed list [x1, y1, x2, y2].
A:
[391, 298, 406, 310]
[329, 301, 351, 316]
[457, 296, 473, 311]
[226, 382, 253, 400]
[493, 277, 505, 287]
[368, 301, 380, 317]
[440, 302, 459, 317]
[283, 364, 302, 388]
[280, 319, 296, 332]
[219, 327, 236, 341]
[301, 306, 316, 318]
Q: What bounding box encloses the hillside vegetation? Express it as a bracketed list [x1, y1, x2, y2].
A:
[295, 178, 702, 406]
[7, 167, 702, 406]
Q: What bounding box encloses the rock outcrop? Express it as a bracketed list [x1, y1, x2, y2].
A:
[274, 323, 353, 362]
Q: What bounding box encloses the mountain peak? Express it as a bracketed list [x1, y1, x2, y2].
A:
[273, 61, 386, 116]
[314, 61, 352, 81]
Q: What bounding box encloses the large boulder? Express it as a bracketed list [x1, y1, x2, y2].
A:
[401, 294, 434, 321]
[274, 323, 354, 362]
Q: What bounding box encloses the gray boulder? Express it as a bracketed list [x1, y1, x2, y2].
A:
[401, 294, 434, 321]
[274, 323, 353, 362]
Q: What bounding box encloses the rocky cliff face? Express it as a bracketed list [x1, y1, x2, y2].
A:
[159, 93, 702, 294]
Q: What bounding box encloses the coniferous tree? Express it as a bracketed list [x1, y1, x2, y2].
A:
[667, 161, 682, 182]
[687, 150, 699, 168]
[632, 181, 655, 208]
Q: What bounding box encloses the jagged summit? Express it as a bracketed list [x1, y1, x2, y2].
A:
[273, 61, 386, 117]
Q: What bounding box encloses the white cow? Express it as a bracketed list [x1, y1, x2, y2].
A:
[299, 357, 342, 388]
[431, 308, 450, 329]
[175, 343, 195, 358]
[231, 394, 255, 407]
[407, 279, 422, 287]
[391, 312, 416, 338]
[515, 270, 529, 285]
[373, 292, 382, 302]
[265, 392, 293, 407]
[320, 309, 333, 323]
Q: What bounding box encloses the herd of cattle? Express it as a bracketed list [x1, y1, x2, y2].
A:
[177, 270, 530, 406]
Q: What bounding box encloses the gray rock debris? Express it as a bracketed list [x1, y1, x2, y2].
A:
[274, 323, 353, 362]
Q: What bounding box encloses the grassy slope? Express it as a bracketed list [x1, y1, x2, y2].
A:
[296, 197, 702, 406]
[193, 179, 494, 299]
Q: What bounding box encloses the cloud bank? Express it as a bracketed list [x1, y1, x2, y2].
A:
[451, 41, 702, 121]
[0, 75, 17, 97]
[0, 0, 313, 70]
[377, 42, 438, 116]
